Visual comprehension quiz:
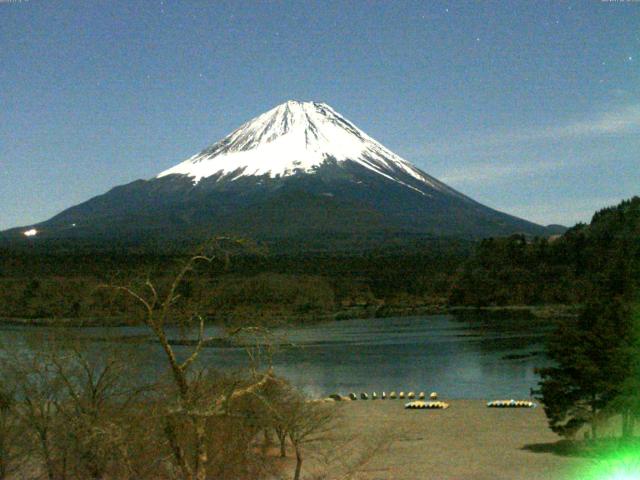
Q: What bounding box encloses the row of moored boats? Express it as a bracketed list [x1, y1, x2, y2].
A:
[327, 392, 536, 410]
[329, 391, 439, 401]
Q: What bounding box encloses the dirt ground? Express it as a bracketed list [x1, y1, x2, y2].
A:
[296, 399, 592, 480]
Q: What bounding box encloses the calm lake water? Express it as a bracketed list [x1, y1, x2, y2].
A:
[0, 314, 553, 399]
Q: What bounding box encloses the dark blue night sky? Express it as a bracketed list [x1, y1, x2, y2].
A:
[2, 0, 639, 229]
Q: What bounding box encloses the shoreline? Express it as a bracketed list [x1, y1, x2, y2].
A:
[0, 304, 578, 328]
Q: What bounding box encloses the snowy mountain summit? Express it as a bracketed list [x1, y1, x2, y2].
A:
[5, 100, 556, 244]
[157, 100, 443, 194]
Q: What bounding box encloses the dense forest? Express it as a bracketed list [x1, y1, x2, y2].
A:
[0, 197, 638, 324]
[451, 196, 640, 306]
[0, 238, 471, 323]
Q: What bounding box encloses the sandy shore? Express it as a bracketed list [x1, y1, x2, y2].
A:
[305, 400, 591, 480]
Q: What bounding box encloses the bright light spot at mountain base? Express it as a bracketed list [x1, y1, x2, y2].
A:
[23, 228, 38, 237]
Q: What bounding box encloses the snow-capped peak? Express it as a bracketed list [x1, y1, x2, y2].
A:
[156, 100, 441, 192]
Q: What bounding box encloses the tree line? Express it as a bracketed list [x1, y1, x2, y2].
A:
[0, 240, 470, 323]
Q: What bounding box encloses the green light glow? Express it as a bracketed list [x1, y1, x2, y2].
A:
[578, 443, 640, 480]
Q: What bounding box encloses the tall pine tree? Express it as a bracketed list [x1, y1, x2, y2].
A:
[537, 254, 638, 439]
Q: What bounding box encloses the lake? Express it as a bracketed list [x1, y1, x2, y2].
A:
[0, 314, 553, 399]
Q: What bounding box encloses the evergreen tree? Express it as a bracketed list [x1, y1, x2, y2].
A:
[536, 300, 621, 439]
[605, 302, 640, 438]
[536, 257, 638, 440]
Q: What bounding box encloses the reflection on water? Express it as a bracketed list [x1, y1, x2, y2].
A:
[0, 314, 553, 399]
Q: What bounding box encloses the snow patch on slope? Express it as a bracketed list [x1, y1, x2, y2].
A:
[157, 100, 444, 194]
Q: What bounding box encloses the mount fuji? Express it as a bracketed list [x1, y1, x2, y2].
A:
[4, 101, 558, 247]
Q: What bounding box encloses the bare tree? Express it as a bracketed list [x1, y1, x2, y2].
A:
[0, 331, 165, 480]
[289, 399, 336, 480]
[260, 383, 391, 480]
[0, 385, 23, 480]
[46, 342, 152, 480]
[258, 383, 337, 480]
[109, 239, 280, 480]
[110, 248, 222, 480]
[255, 377, 296, 458]
[2, 345, 68, 480]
